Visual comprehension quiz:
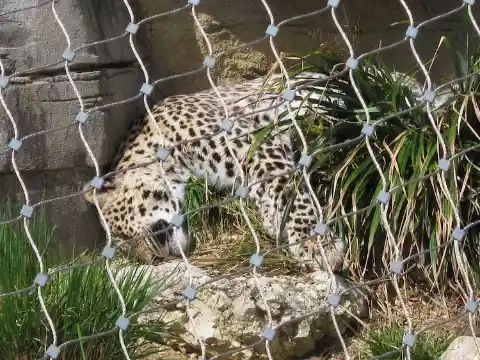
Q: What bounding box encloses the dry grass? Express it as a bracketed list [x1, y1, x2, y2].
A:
[183, 177, 310, 277]
[189, 232, 309, 277]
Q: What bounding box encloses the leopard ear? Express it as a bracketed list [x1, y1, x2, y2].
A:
[82, 180, 114, 208]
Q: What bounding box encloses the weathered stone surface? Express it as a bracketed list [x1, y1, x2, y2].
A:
[139, 0, 480, 97]
[0, 68, 142, 171]
[122, 261, 367, 360]
[442, 336, 480, 360]
[0, 0, 147, 252]
[0, 0, 139, 72]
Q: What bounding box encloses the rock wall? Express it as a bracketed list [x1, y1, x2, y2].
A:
[139, 0, 480, 96]
[0, 0, 146, 254]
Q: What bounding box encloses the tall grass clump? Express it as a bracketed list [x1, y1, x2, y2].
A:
[0, 200, 167, 359]
[177, 33, 480, 286]
[269, 35, 480, 286]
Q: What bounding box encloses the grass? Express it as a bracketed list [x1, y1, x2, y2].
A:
[178, 33, 480, 287]
[183, 177, 306, 275]
[0, 200, 169, 359]
[362, 322, 452, 360]
[268, 35, 480, 287]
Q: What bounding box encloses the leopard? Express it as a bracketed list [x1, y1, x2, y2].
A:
[81, 70, 360, 272]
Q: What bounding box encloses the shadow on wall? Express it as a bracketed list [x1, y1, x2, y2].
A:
[74, 0, 144, 64]
[133, 0, 208, 97]
[139, 0, 480, 96]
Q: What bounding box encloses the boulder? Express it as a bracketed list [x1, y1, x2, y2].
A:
[442, 336, 480, 360]
[121, 261, 367, 360]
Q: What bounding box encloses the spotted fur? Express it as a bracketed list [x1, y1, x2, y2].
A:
[83, 71, 352, 270]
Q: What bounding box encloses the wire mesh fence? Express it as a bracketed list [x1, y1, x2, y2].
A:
[0, 0, 479, 359]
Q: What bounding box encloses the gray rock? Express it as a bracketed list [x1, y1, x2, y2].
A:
[442, 336, 480, 360]
[0, 0, 147, 252]
[120, 261, 367, 360]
